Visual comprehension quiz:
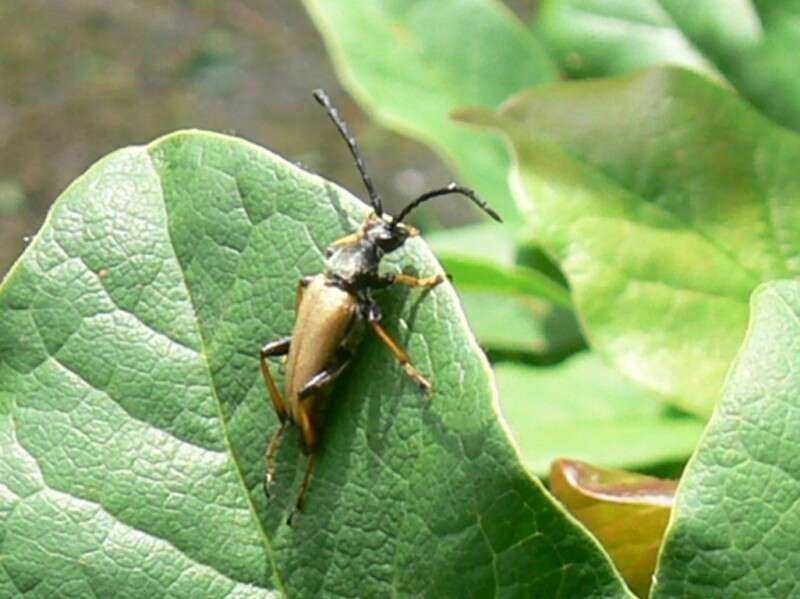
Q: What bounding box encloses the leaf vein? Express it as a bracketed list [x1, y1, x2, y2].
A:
[144, 149, 286, 595]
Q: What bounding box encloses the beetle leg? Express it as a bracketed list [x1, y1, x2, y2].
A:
[330, 230, 364, 247]
[325, 228, 367, 256]
[288, 453, 319, 526]
[260, 337, 291, 418]
[286, 407, 321, 524]
[366, 311, 431, 391]
[260, 336, 292, 498]
[264, 420, 288, 498]
[325, 213, 380, 256]
[392, 273, 446, 288]
[368, 272, 447, 290]
[298, 348, 353, 400]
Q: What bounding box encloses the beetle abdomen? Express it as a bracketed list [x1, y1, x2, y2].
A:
[284, 275, 357, 421]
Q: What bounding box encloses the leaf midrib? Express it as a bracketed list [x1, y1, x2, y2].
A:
[144, 148, 286, 596]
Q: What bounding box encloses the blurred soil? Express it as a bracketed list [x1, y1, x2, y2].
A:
[0, 0, 539, 275]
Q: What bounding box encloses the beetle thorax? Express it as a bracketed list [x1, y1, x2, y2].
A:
[325, 240, 381, 285]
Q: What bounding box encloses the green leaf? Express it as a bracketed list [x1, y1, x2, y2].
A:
[461, 292, 582, 356]
[302, 0, 559, 223]
[427, 224, 579, 355]
[0, 131, 631, 597]
[440, 254, 571, 307]
[428, 223, 572, 307]
[497, 354, 704, 476]
[538, 0, 800, 131]
[460, 67, 800, 415]
[653, 279, 800, 597]
[427, 222, 517, 270]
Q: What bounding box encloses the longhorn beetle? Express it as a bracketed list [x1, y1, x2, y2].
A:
[260, 89, 501, 522]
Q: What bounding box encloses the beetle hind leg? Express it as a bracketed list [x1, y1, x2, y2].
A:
[287, 453, 319, 526]
[286, 408, 321, 525]
[264, 421, 288, 498]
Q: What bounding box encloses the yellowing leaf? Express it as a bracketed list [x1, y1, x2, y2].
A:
[551, 459, 678, 597]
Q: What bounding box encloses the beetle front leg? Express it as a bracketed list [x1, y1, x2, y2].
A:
[392, 273, 446, 288]
[369, 272, 447, 290]
[326, 230, 364, 254]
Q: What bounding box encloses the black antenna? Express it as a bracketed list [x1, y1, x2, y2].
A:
[394, 183, 502, 225]
[312, 89, 383, 216]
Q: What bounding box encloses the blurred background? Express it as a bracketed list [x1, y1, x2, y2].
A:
[0, 0, 539, 276]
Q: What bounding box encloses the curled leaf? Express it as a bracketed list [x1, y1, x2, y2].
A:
[551, 459, 678, 597]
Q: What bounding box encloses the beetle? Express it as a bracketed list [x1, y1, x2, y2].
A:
[260, 89, 501, 522]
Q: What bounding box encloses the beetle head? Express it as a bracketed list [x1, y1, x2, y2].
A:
[365, 213, 418, 254]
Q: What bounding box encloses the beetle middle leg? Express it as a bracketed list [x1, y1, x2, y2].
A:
[264, 421, 288, 498]
[370, 323, 432, 391]
[260, 337, 291, 415]
[260, 336, 291, 497]
[298, 347, 353, 400]
[365, 303, 431, 391]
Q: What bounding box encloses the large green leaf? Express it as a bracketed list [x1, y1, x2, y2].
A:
[427, 223, 518, 271]
[497, 353, 703, 476]
[428, 224, 580, 355]
[653, 279, 800, 597]
[0, 131, 632, 597]
[302, 0, 559, 223]
[538, 0, 800, 131]
[434, 245, 571, 307]
[461, 292, 582, 356]
[460, 67, 800, 416]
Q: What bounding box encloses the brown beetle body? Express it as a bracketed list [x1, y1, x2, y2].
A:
[259, 90, 501, 522]
[284, 275, 358, 449]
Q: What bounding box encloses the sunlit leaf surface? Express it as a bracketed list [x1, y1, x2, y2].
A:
[0, 131, 631, 597]
[461, 67, 800, 415]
